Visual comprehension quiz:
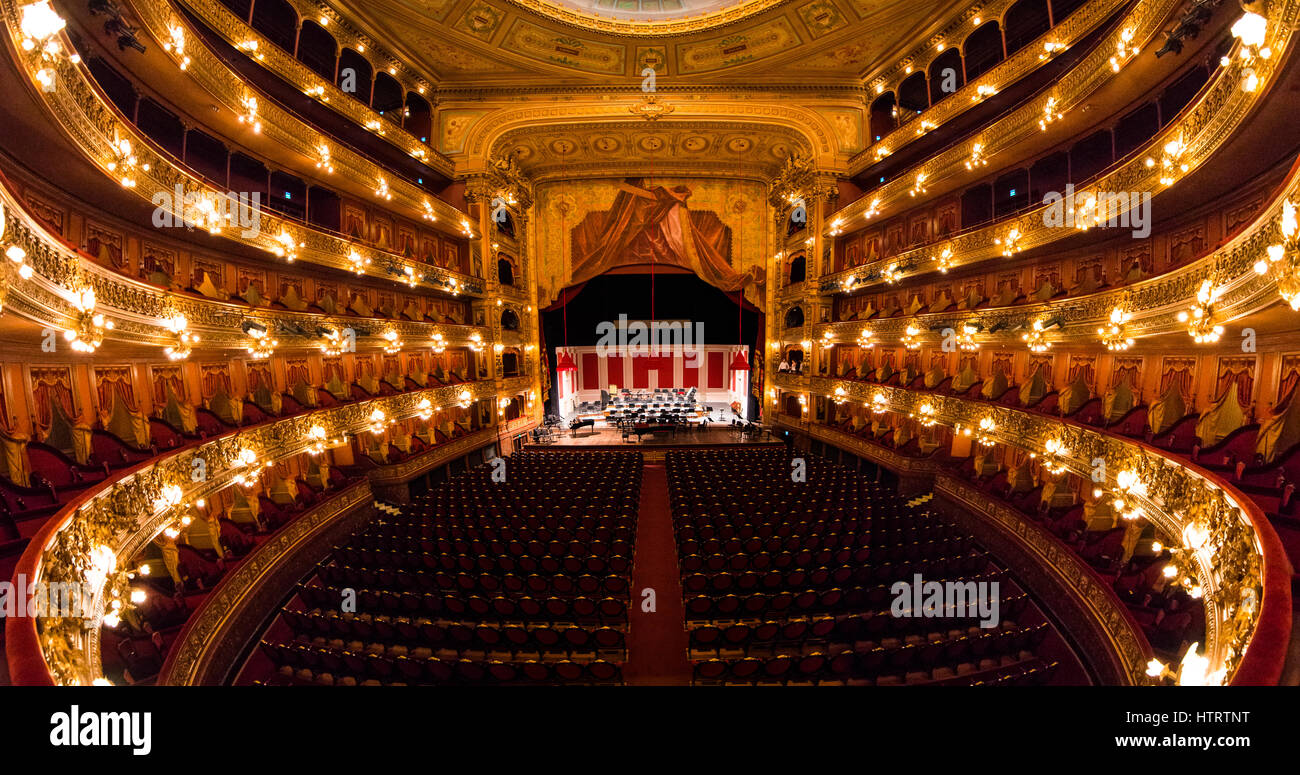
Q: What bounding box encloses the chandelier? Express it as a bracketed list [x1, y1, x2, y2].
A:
[1039, 97, 1063, 131]
[348, 250, 371, 275]
[871, 392, 888, 414]
[862, 197, 882, 220]
[19, 1, 79, 92]
[468, 332, 484, 353]
[911, 402, 936, 427]
[375, 177, 392, 201]
[319, 328, 345, 356]
[1110, 27, 1139, 72]
[429, 332, 446, 353]
[422, 200, 437, 222]
[1035, 437, 1070, 475]
[105, 133, 148, 189]
[401, 266, 422, 288]
[382, 329, 404, 354]
[232, 447, 267, 487]
[964, 144, 987, 170]
[270, 231, 303, 262]
[934, 246, 953, 273]
[245, 326, 277, 360]
[1022, 319, 1051, 352]
[1177, 279, 1224, 343]
[975, 416, 997, 447]
[996, 228, 1022, 256]
[316, 144, 334, 173]
[1108, 468, 1149, 521]
[1224, 11, 1270, 92]
[1146, 136, 1189, 186]
[883, 263, 903, 284]
[306, 425, 329, 455]
[5, 243, 34, 281]
[163, 23, 189, 69]
[1098, 306, 1134, 350]
[955, 323, 979, 351]
[238, 95, 262, 133]
[417, 398, 433, 420]
[832, 386, 847, 404]
[163, 314, 197, 360]
[820, 331, 835, 350]
[909, 172, 928, 198]
[857, 328, 874, 349]
[457, 390, 473, 409]
[367, 408, 390, 434]
[1255, 199, 1300, 309]
[901, 322, 922, 350]
[66, 287, 114, 353]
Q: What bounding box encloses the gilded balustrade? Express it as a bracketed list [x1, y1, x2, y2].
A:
[784, 375, 1288, 685]
[849, 0, 1127, 174]
[0, 0, 482, 297]
[13, 373, 529, 686]
[125, 0, 460, 215]
[826, 0, 1289, 289]
[0, 181, 493, 353]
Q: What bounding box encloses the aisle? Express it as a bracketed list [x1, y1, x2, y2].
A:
[624, 463, 691, 685]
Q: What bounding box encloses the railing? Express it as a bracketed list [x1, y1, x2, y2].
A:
[3, 378, 528, 686]
[774, 377, 1292, 686]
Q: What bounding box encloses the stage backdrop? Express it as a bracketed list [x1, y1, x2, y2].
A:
[555, 345, 751, 418]
[537, 178, 769, 309]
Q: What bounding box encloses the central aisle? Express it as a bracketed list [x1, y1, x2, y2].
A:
[624, 463, 691, 685]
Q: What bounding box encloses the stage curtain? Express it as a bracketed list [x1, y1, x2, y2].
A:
[569, 182, 757, 294]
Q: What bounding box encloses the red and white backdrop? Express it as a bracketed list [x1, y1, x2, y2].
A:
[555, 345, 750, 418]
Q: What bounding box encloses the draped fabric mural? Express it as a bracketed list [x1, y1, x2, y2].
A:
[1160, 360, 1194, 401]
[323, 357, 346, 383]
[95, 367, 139, 413]
[151, 365, 185, 408]
[286, 359, 311, 387]
[31, 367, 76, 434]
[201, 364, 233, 399]
[537, 178, 768, 308]
[1216, 363, 1254, 406]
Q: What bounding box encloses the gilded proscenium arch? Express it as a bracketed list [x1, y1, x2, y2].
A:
[797, 375, 1290, 686]
[167, 0, 450, 174]
[832, 0, 1236, 223]
[458, 100, 846, 175]
[852, 0, 1127, 171]
[824, 4, 1293, 293]
[0, 4, 484, 297]
[6, 375, 529, 687]
[486, 121, 817, 182]
[811, 145, 1300, 349]
[124, 0, 461, 218]
[0, 182, 493, 355]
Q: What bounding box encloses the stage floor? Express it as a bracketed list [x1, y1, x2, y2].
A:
[524, 425, 783, 449]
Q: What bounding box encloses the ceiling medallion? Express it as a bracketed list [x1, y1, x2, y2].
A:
[630, 94, 675, 122]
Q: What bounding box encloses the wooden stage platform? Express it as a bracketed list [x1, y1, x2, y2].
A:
[523, 425, 785, 452]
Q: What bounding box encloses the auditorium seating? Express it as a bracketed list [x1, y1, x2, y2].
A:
[664, 448, 1069, 685]
[245, 451, 640, 685]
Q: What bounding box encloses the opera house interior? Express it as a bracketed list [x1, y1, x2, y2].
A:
[0, 0, 1298, 701]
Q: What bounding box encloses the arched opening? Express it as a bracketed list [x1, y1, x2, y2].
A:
[963, 21, 1005, 81]
[372, 71, 405, 115]
[785, 306, 805, 329]
[928, 49, 965, 104]
[502, 351, 521, 377]
[405, 93, 432, 143]
[782, 394, 803, 416]
[1003, 0, 1051, 56]
[501, 308, 520, 331]
[897, 71, 929, 118]
[337, 48, 373, 103]
[787, 253, 806, 286]
[296, 20, 337, 80]
[497, 256, 516, 286]
[249, 0, 298, 54]
[868, 92, 897, 142]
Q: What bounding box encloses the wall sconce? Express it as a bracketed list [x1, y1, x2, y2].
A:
[1099, 306, 1134, 350]
[1257, 199, 1300, 308]
[66, 286, 114, 353]
[348, 250, 371, 275]
[382, 329, 404, 354]
[1177, 279, 1224, 343]
[163, 314, 197, 360]
[244, 325, 277, 360]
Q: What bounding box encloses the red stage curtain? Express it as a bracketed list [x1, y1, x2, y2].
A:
[581, 353, 600, 391]
[707, 352, 725, 388]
